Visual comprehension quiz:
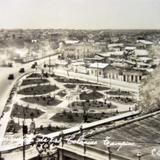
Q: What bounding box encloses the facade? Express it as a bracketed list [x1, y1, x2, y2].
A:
[61, 42, 102, 60]
[88, 63, 109, 78]
[105, 66, 144, 83]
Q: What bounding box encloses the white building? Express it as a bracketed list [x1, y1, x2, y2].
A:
[88, 63, 109, 77]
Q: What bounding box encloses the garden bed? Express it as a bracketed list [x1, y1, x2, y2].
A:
[51, 111, 116, 123]
[54, 76, 95, 84]
[64, 84, 76, 89]
[11, 104, 44, 119]
[36, 125, 67, 135]
[106, 90, 132, 96]
[108, 96, 135, 104]
[21, 96, 62, 106]
[18, 85, 59, 95]
[21, 79, 49, 86]
[70, 101, 117, 109]
[27, 73, 42, 78]
[80, 85, 110, 91]
[79, 91, 103, 100]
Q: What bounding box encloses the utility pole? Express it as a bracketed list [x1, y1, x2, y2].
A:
[49, 55, 51, 73]
[22, 106, 28, 160]
[22, 121, 28, 160]
[96, 61, 98, 83]
[107, 145, 111, 160]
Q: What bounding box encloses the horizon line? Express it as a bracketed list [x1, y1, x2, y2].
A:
[0, 28, 160, 31]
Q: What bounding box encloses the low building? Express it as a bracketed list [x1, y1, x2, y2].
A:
[88, 63, 109, 78]
[105, 65, 145, 83]
[134, 49, 149, 57]
[97, 51, 124, 63]
[108, 43, 124, 51]
[71, 62, 88, 74]
[136, 39, 153, 48]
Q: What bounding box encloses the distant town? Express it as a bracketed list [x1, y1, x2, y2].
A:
[0, 29, 160, 160]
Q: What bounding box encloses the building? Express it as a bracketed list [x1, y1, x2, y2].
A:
[60, 42, 101, 60]
[88, 63, 109, 78]
[97, 51, 124, 63]
[71, 62, 88, 74]
[108, 43, 124, 51]
[136, 39, 153, 48]
[105, 65, 145, 83]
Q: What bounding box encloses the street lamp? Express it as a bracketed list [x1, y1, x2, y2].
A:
[60, 131, 64, 147]
[106, 144, 112, 160]
[22, 120, 28, 160]
[79, 125, 83, 135]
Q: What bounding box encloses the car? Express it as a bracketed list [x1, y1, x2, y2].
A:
[8, 74, 14, 80]
[19, 68, 25, 73]
[31, 64, 35, 69]
[8, 63, 13, 67]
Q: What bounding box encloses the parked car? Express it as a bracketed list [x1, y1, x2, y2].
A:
[8, 74, 14, 80]
[19, 68, 25, 73]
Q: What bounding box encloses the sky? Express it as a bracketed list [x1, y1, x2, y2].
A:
[0, 0, 160, 29]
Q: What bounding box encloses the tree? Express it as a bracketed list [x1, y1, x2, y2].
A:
[141, 67, 160, 113]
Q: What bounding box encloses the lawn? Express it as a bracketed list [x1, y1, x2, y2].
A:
[80, 85, 110, 91]
[21, 96, 62, 106]
[51, 111, 116, 123]
[108, 96, 135, 104]
[21, 79, 49, 86]
[11, 103, 44, 119]
[54, 76, 95, 84]
[79, 91, 103, 100]
[64, 84, 76, 89]
[106, 90, 132, 96]
[36, 125, 67, 135]
[70, 101, 117, 109]
[18, 85, 59, 95]
[27, 73, 42, 78]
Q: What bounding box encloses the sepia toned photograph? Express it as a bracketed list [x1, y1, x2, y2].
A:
[0, 0, 160, 159]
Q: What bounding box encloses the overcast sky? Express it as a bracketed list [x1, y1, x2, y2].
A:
[0, 0, 160, 29]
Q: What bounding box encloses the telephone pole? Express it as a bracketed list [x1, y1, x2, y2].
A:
[22, 120, 28, 160]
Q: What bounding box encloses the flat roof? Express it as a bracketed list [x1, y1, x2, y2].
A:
[135, 49, 149, 56]
[125, 46, 136, 50]
[89, 63, 109, 69]
[108, 43, 124, 48]
[137, 39, 153, 45]
[97, 51, 124, 57]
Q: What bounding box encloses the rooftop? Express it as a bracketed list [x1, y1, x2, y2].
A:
[125, 46, 136, 51]
[135, 49, 149, 57]
[137, 40, 153, 45]
[97, 51, 124, 57]
[89, 63, 109, 69]
[108, 43, 124, 48]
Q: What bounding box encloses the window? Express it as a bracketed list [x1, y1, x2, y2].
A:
[135, 75, 138, 83]
[131, 75, 134, 82]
